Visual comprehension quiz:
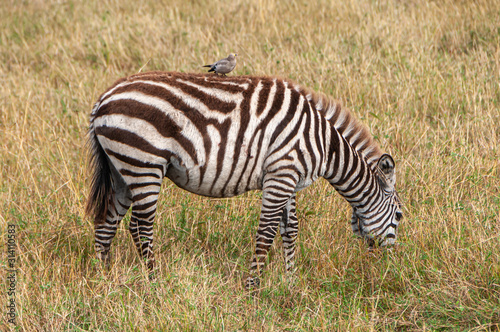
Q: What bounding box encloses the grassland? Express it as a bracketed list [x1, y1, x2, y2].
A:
[1, 0, 499, 330]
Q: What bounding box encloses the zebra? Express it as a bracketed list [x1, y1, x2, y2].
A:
[86, 71, 403, 288]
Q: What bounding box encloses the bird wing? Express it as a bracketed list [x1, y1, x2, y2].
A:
[214, 58, 234, 72]
[214, 58, 230, 68]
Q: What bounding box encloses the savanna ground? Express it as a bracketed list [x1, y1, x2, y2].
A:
[1, 0, 499, 330]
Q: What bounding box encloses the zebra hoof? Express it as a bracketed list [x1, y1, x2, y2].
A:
[94, 244, 110, 267]
[245, 276, 260, 289]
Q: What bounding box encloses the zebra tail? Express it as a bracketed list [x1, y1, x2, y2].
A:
[85, 126, 112, 223]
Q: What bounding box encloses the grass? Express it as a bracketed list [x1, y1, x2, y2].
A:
[1, 0, 499, 330]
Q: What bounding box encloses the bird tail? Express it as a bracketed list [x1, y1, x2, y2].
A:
[202, 65, 211, 68]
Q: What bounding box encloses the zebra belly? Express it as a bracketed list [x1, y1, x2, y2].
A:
[165, 161, 264, 198]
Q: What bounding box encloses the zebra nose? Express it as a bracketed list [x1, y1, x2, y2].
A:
[395, 211, 403, 221]
[379, 236, 395, 247]
[379, 232, 396, 247]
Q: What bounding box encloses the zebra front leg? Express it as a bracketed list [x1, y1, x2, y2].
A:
[245, 172, 297, 289]
[129, 188, 160, 274]
[280, 193, 298, 274]
[350, 209, 363, 238]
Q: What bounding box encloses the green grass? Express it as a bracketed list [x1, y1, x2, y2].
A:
[1, 0, 499, 330]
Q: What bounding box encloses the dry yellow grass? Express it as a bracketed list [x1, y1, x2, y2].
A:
[1, 0, 499, 330]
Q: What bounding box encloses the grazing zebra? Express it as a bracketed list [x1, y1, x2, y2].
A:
[86, 71, 402, 288]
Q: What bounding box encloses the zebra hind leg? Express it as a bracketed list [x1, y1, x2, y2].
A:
[94, 176, 132, 268]
[129, 184, 161, 276]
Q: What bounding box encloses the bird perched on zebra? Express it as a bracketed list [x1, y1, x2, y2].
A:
[203, 53, 237, 76]
[86, 71, 403, 289]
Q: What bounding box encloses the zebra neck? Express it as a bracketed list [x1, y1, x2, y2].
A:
[323, 124, 378, 206]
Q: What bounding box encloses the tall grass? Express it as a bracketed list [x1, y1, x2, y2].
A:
[1, 0, 499, 330]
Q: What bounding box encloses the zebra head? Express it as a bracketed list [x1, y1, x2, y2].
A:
[351, 154, 403, 248]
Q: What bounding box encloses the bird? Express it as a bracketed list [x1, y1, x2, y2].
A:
[203, 53, 238, 76]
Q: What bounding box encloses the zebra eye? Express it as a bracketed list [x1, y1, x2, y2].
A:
[395, 211, 403, 221]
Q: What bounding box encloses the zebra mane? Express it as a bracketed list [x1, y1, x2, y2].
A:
[295, 84, 384, 167]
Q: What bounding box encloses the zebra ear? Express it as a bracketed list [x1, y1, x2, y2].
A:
[377, 154, 396, 190]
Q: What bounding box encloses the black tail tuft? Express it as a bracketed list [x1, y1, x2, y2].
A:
[85, 127, 112, 223]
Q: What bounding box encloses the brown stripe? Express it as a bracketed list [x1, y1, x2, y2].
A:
[302, 102, 317, 171]
[268, 87, 302, 147]
[104, 148, 164, 171]
[190, 75, 249, 94]
[256, 78, 273, 116]
[132, 200, 158, 211]
[221, 80, 257, 195]
[210, 118, 232, 196]
[176, 80, 237, 114]
[96, 126, 174, 163]
[120, 169, 161, 179]
[132, 191, 160, 202]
